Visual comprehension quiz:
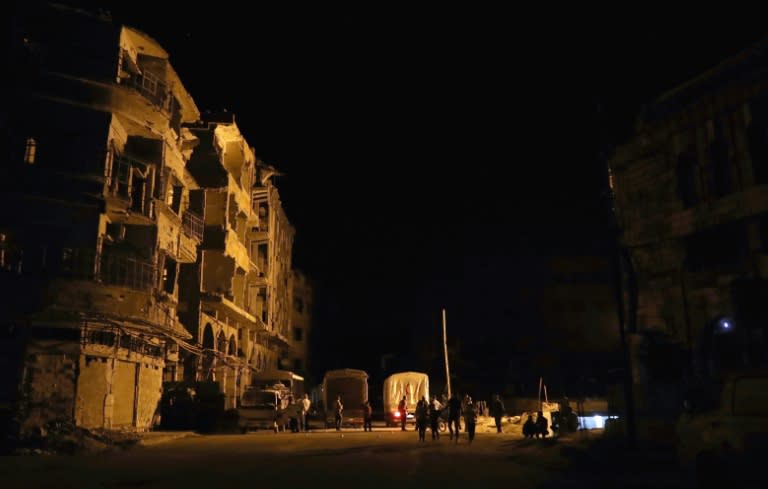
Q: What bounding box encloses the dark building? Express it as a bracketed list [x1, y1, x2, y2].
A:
[609, 36, 768, 441]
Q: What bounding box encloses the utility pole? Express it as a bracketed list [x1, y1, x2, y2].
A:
[442, 308, 451, 399]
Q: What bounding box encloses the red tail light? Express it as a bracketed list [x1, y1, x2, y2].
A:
[394, 411, 401, 418]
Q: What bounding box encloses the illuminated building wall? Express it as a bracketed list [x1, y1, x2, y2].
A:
[1, 4, 202, 434]
[289, 270, 313, 375]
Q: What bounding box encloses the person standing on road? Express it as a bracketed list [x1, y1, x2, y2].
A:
[492, 394, 505, 434]
[300, 393, 311, 432]
[463, 395, 478, 444]
[398, 395, 408, 431]
[429, 395, 442, 440]
[334, 395, 344, 431]
[415, 396, 428, 442]
[447, 393, 461, 442]
[363, 400, 373, 432]
[535, 411, 549, 439]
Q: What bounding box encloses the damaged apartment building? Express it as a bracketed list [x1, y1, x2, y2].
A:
[180, 114, 294, 410]
[609, 38, 768, 438]
[1, 3, 298, 437]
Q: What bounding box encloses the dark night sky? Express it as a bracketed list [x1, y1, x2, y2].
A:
[16, 3, 768, 389]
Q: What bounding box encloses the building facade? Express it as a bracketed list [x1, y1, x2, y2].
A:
[289, 270, 314, 375]
[609, 40, 768, 425]
[2, 4, 299, 437]
[181, 114, 292, 410]
[2, 4, 202, 434]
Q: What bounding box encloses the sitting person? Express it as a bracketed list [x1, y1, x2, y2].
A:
[522, 413, 536, 439]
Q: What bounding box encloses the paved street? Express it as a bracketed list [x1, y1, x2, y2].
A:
[0, 427, 697, 489]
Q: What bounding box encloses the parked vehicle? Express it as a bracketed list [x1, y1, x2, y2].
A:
[250, 369, 305, 400]
[321, 369, 368, 428]
[237, 387, 288, 433]
[383, 371, 439, 429]
[676, 369, 768, 488]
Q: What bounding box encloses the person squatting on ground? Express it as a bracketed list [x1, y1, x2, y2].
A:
[447, 394, 461, 441]
[415, 396, 428, 442]
[363, 400, 373, 432]
[334, 395, 344, 431]
[429, 395, 442, 440]
[463, 396, 478, 444]
[398, 395, 408, 431]
[523, 413, 536, 439]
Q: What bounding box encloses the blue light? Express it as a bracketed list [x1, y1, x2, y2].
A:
[718, 317, 733, 332]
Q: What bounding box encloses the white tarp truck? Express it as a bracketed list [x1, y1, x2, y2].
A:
[383, 371, 430, 427]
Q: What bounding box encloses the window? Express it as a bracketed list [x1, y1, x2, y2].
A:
[293, 327, 303, 342]
[294, 358, 303, 371]
[294, 297, 304, 313]
[162, 257, 177, 294]
[709, 136, 734, 198]
[676, 145, 699, 208]
[24, 138, 36, 165]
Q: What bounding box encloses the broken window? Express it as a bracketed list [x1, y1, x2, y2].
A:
[748, 98, 768, 185]
[162, 256, 177, 294]
[167, 182, 183, 214]
[131, 174, 146, 214]
[676, 145, 699, 208]
[687, 221, 748, 273]
[24, 138, 36, 165]
[709, 139, 734, 198]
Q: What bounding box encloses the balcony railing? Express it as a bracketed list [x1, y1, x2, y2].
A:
[100, 252, 157, 290]
[182, 210, 204, 241]
[57, 248, 157, 291]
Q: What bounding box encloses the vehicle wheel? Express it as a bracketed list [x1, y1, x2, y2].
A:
[438, 420, 447, 432]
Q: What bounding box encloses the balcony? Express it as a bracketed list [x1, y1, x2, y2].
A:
[56, 248, 157, 291]
[182, 210, 204, 241]
[124, 71, 172, 113]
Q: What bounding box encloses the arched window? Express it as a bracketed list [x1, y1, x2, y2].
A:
[202, 324, 214, 350]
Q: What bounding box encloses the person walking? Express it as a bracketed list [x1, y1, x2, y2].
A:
[492, 394, 505, 433]
[363, 399, 373, 432]
[463, 395, 478, 444]
[447, 393, 461, 442]
[429, 395, 442, 440]
[334, 395, 343, 431]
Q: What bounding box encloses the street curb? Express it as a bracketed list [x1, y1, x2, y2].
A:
[137, 432, 200, 447]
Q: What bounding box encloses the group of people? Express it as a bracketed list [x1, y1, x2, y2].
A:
[522, 411, 550, 439]
[286, 393, 313, 433]
[293, 392, 555, 443]
[401, 392, 497, 444]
